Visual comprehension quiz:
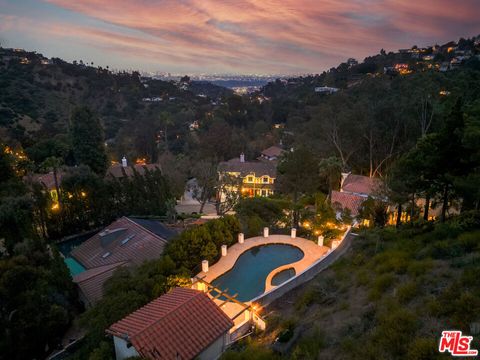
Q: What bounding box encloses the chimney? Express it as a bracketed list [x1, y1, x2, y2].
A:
[240, 153, 245, 163]
[340, 172, 350, 191]
[121, 156, 128, 167]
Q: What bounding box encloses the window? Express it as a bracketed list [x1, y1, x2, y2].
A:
[261, 189, 267, 196]
[247, 176, 254, 183]
[262, 176, 269, 183]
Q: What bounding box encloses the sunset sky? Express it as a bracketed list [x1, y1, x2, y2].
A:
[1, 0, 479, 75]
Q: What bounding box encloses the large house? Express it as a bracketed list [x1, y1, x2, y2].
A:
[107, 157, 162, 178]
[218, 153, 276, 200]
[107, 287, 234, 360]
[71, 216, 176, 306]
[330, 173, 382, 219]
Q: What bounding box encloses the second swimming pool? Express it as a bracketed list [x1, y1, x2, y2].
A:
[212, 244, 304, 302]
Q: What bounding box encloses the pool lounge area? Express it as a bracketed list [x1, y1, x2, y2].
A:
[198, 230, 330, 303]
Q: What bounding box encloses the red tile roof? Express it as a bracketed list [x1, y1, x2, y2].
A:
[31, 171, 65, 190]
[331, 190, 366, 217]
[71, 217, 170, 269]
[107, 288, 234, 360]
[73, 262, 128, 305]
[107, 164, 161, 178]
[341, 174, 382, 196]
[261, 145, 284, 158]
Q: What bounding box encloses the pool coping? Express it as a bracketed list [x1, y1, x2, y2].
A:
[198, 234, 329, 302]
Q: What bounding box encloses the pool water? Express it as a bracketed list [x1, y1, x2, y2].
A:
[64, 257, 86, 276]
[271, 268, 296, 286]
[212, 244, 304, 301]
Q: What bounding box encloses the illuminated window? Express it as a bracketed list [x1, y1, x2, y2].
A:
[247, 176, 254, 183]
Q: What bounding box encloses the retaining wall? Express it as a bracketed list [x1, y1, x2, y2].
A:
[251, 227, 353, 307]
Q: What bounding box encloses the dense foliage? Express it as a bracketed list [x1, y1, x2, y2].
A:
[0, 147, 75, 360]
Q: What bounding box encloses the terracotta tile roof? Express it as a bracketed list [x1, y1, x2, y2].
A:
[341, 174, 382, 196]
[73, 262, 128, 305]
[108, 288, 234, 360]
[260, 145, 284, 158]
[219, 158, 276, 178]
[107, 164, 161, 178]
[30, 171, 65, 190]
[71, 217, 173, 269]
[331, 190, 366, 217]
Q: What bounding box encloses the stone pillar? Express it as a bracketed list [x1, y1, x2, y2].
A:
[317, 235, 324, 247]
[221, 245, 227, 256]
[238, 233, 244, 244]
[291, 228, 297, 239]
[263, 227, 269, 238]
[201, 260, 209, 273]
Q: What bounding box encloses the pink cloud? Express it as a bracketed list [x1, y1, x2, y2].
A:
[11, 1, 480, 73]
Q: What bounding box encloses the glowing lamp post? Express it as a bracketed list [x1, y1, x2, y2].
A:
[238, 233, 244, 244]
[221, 245, 227, 257]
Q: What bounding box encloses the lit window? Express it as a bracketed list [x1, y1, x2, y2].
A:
[247, 176, 254, 183]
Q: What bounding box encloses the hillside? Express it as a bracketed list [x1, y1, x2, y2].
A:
[0, 48, 231, 158]
[223, 214, 480, 359]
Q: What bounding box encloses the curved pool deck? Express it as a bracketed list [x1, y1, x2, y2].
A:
[199, 234, 329, 301]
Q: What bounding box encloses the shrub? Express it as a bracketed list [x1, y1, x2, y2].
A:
[291, 328, 325, 360]
[374, 308, 418, 357]
[406, 338, 438, 360]
[407, 259, 432, 277]
[369, 273, 395, 300]
[396, 281, 418, 304]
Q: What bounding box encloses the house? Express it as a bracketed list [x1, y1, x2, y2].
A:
[330, 173, 382, 219]
[314, 86, 339, 94]
[107, 287, 234, 360]
[218, 153, 276, 200]
[347, 58, 358, 67]
[71, 216, 176, 305]
[29, 171, 65, 208]
[258, 145, 284, 162]
[107, 157, 162, 178]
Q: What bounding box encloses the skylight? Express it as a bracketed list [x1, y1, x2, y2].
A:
[121, 235, 136, 245]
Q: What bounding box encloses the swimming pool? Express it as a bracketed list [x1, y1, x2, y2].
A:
[212, 244, 304, 301]
[64, 257, 86, 276]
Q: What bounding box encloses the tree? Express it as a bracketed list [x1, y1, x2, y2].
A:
[318, 156, 342, 195]
[191, 159, 218, 213]
[70, 106, 108, 175]
[159, 111, 173, 153]
[0, 239, 75, 360]
[277, 147, 320, 226]
[215, 173, 242, 216]
[235, 197, 288, 236]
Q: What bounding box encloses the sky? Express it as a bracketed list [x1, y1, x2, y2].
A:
[1, 0, 479, 75]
